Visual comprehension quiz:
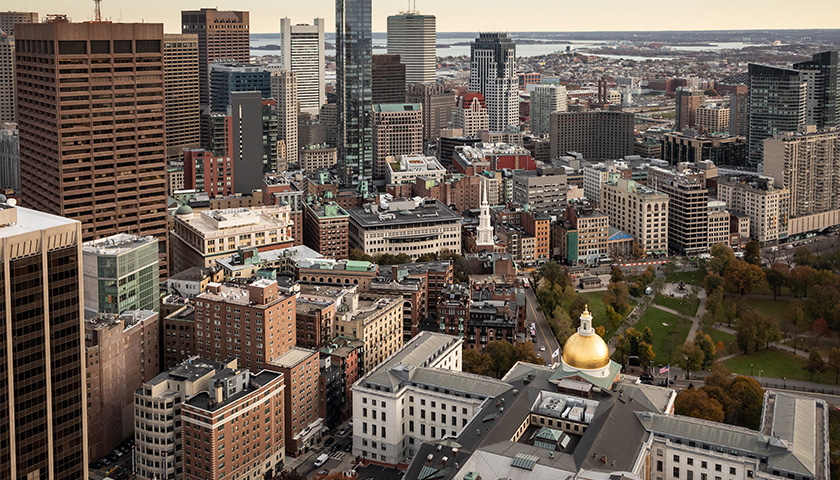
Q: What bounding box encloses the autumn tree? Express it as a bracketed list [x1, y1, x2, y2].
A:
[610, 265, 624, 283]
[462, 348, 491, 376]
[638, 342, 656, 372]
[803, 348, 827, 382]
[724, 260, 765, 296]
[708, 244, 736, 275]
[693, 332, 716, 367]
[788, 265, 816, 298]
[348, 248, 373, 262]
[704, 273, 724, 295]
[604, 305, 623, 330]
[676, 343, 705, 379]
[485, 340, 516, 378]
[810, 318, 829, 348]
[793, 245, 817, 267]
[603, 281, 631, 315]
[727, 376, 764, 429]
[548, 306, 574, 346]
[275, 470, 306, 480]
[514, 341, 546, 367]
[674, 388, 725, 422]
[764, 263, 788, 300]
[569, 296, 587, 326]
[744, 240, 761, 266]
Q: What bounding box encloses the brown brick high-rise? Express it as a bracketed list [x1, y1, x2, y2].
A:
[181, 9, 249, 114]
[15, 20, 170, 277]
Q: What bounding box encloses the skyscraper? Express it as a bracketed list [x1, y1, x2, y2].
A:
[372, 103, 423, 179]
[0, 33, 15, 122]
[181, 9, 249, 108]
[227, 92, 279, 194]
[163, 33, 200, 162]
[279, 18, 325, 115]
[0, 11, 38, 35]
[0, 203, 88, 479]
[16, 20, 170, 277]
[793, 51, 839, 129]
[387, 12, 436, 84]
[372, 54, 407, 104]
[530, 84, 567, 136]
[272, 69, 300, 168]
[208, 63, 271, 113]
[336, 0, 374, 194]
[674, 87, 704, 130]
[469, 33, 518, 132]
[406, 83, 456, 141]
[747, 64, 807, 166]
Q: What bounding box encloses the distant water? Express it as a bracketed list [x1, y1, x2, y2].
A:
[250, 33, 757, 59]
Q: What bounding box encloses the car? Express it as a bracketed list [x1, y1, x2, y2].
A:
[331, 443, 340, 452]
[537, 353, 542, 358]
[101, 458, 111, 466]
[324, 437, 335, 447]
[639, 373, 654, 385]
[314, 453, 330, 467]
[540, 346, 546, 352]
[338, 427, 349, 436]
[345, 443, 352, 452]
[658, 379, 674, 387]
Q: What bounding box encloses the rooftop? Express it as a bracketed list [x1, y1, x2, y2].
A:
[348, 199, 462, 229]
[86, 310, 157, 331]
[146, 356, 233, 388]
[0, 205, 78, 239]
[271, 347, 317, 368]
[186, 370, 281, 412]
[83, 234, 158, 256]
[373, 103, 422, 113]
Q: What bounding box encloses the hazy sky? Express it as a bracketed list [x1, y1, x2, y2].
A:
[5, 0, 840, 33]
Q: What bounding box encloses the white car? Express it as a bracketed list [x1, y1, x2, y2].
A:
[540, 346, 546, 351]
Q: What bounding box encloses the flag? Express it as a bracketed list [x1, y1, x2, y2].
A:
[552, 348, 560, 359]
[659, 365, 670, 374]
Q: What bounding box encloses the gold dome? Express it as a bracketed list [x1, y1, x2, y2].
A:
[562, 305, 610, 370]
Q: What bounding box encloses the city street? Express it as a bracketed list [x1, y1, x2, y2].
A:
[523, 283, 560, 364]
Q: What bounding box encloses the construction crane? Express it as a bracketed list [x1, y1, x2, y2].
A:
[93, 0, 102, 22]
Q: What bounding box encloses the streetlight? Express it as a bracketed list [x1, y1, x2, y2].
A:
[759, 370, 763, 383]
[750, 363, 753, 376]
[783, 376, 786, 389]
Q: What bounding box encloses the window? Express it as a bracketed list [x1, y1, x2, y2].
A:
[657, 461, 663, 472]
[701, 462, 708, 469]
[688, 458, 694, 466]
[715, 465, 721, 472]
[674, 456, 680, 462]
[730, 468, 736, 475]
[674, 468, 680, 478]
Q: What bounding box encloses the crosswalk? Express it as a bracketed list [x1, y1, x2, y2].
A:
[328, 451, 346, 460]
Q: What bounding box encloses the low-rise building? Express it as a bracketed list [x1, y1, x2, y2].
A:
[83, 234, 160, 315]
[304, 201, 350, 260]
[512, 168, 568, 218]
[216, 245, 322, 281]
[335, 293, 404, 374]
[321, 337, 364, 423]
[717, 176, 789, 245]
[134, 357, 238, 480]
[300, 143, 337, 172]
[554, 201, 610, 264]
[351, 332, 511, 467]
[182, 368, 285, 480]
[662, 131, 748, 168]
[295, 283, 356, 349]
[348, 198, 463, 260]
[171, 205, 295, 273]
[166, 266, 223, 298]
[386, 154, 446, 185]
[86, 311, 160, 461]
[297, 257, 379, 290]
[194, 279, 297, 371]
[601, 176, 670, 255]
[270, 347, 322, 456]
[453, 142, 536, 175]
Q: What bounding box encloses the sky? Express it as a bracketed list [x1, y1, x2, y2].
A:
[5, 0, 840, 33]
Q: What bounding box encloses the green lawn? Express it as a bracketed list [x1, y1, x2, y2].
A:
[738, 297, 787, 322]
[634, 307, 692, 365]
[724, 348, 836, 385]
[654, 294, 700, 317]
[565, 291, 636, 341]
[665, 269, 706, 286]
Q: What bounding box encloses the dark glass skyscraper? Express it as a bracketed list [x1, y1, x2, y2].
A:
[794, 51, 839, 129]
[336, 0, 373, 195]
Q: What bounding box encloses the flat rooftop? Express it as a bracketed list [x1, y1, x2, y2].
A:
[270, 347, 317, 368]
[186, 370, 281, 412]
[0, 205, 78, 240]
[83, 234, 157, 256]
[348, 199, 462, 229]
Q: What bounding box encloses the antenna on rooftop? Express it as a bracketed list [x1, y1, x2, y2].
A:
[93, 0, 102, 22]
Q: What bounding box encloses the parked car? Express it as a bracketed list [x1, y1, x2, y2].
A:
[314, 453, 330, 467]
[324, 437, 335, 447]
[639, 373, 654, 384]
[338, 427, 349, 436]
[345, 443, 352, 452]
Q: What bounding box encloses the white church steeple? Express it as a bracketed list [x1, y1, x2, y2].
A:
[476, 182, 493, 248]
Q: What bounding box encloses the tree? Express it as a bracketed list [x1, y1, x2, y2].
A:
[638, 342, 656, 372]
[803, 348, 827, 382]
[744, 240, 761, 266]
[595, 325, 606, 338]
[613, 334, 631, 367]
[705, 288, 724, 321]
[793, 245, 817, 267]
[704, 273, 724, 296]
[610, 265, 624, 283]
[764, 264, 788, 300]
[538, 261, 570, 289]
[549, 306, 574, 346]
[789, 265, 817, 298]
[348, 248, 373, 262]
[708, 244, 736, 275]
[604, 305, 623, 329]
[693, 332, 716, 367]
[724, 260, 764, 296]
[462, 348, 492, 377]
[676, 343, 705, 379]
[728, 376, 764, 429]
[275, 470, 307, 480]
[786, 300, 805, 352]
[568, 296, 587, 326]
[603, 281, 631, 315]
[485, 340, 516, 378]
[735, 309, 759, 353]
[703, 363, 733, 389]
[394, 253, 412, 264]
[514, 341, 545, 367]
[828, 348, 840, 384]
[640, 265, 656, 286]
[674, 389, 725, 422]
[642, 326, 654, 346]
[810, 318, 829, 348]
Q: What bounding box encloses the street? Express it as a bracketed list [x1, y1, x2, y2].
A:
[523, 284, 560, 364]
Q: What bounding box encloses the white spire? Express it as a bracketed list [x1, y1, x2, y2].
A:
[476, 181, 493, 247]
[578, 305, 594, 336]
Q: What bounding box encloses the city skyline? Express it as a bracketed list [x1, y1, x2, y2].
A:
[3, 0, 840, 33]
